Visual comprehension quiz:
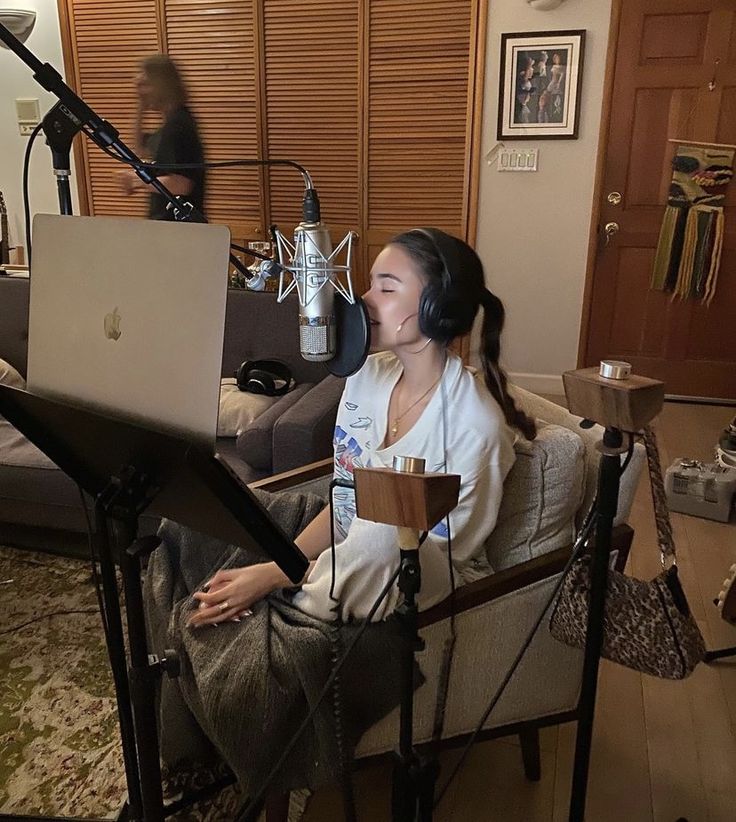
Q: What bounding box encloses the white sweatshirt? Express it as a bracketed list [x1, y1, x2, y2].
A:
[292, 351, 516, 621]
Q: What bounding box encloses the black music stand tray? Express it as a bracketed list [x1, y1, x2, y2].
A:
[0, 383, 308, 822]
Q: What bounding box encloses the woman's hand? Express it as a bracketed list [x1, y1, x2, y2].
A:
[117, 168, 141, 196]
[187, 562, 285, 628]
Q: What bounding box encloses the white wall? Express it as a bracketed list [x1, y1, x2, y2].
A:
[0, 0, 79, 260]
[474, 0, 612, 394]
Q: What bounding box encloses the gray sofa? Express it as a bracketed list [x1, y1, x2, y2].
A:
[0, 275, 344, 553]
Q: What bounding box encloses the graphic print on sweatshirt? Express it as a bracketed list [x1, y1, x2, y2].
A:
[333, 419, 373, 540]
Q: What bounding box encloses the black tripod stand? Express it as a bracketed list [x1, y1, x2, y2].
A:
[562, 364, 665, 821]
[391, 547, 440, 822]
[352, 460, 460, 822]
[0, 384, 308, 822]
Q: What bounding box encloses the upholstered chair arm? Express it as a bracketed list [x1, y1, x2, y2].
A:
[419, 524, 634, 627]
[249, 457, 333, 493]
[251, 463, 635, 628]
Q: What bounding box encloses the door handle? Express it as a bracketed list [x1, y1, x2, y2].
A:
[603, 221, 620, 247]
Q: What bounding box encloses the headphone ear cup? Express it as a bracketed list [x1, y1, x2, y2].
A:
[236, 359, 292, 395]
[244, 369, 275, 395]
[419, 281, 473, 343]
[418, 280, 447, 341]
[236, 361, 252, 391]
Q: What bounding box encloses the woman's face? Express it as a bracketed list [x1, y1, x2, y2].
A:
[136, 71, 161, 110]
[362, 244, 427, 352]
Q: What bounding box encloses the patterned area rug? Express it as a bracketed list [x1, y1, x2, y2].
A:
[0, 545, 308, 820]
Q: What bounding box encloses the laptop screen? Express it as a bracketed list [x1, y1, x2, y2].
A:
[27, 214, 231, 449]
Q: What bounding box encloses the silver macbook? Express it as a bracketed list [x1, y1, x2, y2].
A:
[27, 214, 231, 448]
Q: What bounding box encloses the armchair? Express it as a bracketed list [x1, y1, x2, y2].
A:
[249, 386, 646, 817]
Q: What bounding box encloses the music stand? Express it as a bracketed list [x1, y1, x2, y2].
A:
[0, 383, 308, 822]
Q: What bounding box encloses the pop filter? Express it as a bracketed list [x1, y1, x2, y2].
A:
[327, 295, 370, 377]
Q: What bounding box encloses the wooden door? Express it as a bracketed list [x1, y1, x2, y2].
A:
[581, 0, 736, 400]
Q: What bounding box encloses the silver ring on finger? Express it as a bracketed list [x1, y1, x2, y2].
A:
[219, 600, 230, 613]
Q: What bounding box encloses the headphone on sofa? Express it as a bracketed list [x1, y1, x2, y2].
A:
[408, 227, 485, 344]
[235, 359, 293, 396]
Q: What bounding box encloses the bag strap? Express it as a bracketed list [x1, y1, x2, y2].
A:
[642, 426, 677, 568]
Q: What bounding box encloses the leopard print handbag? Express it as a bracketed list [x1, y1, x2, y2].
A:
[549, 427, 706, 680]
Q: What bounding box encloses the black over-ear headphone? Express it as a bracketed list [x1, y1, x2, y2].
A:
[409, 227, 483, 344]
[235, 359, 293, 396]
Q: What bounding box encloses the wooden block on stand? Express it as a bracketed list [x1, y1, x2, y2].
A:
[353, 467, 460, 531]
[563, 367, 664, 431]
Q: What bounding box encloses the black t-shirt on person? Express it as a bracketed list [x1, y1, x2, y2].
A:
[145, 106, 206, 221]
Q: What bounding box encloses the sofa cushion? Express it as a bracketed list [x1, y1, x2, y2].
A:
[217, 379, 281, 438]
[485, 421, 585, 571]
[236, 382, 314, 471]
[0, 358, 25, 389]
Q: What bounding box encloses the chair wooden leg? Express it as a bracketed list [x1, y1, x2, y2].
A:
[265, 790, 290, 822]
[519, 724, 541, 782]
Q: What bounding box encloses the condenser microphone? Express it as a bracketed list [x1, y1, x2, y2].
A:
[293, 190, 335, 361]
[274, 185, 367, 375]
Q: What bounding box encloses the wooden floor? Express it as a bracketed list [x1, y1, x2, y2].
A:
[304, 401, 736, 821]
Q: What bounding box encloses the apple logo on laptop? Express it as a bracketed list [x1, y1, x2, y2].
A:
[104, 307, 122, 341]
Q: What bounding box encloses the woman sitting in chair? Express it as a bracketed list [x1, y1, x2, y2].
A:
[145, 228, 536, 798]
[186, 228, 536, 625]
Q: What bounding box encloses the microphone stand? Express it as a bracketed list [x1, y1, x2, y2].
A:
[354, 459, 461, 822]
[42, 102, 76, 215]
[1, 21, 337, 291]
[0, 384, 309, 822]
[0, 22, 195, 225]
[562, 364, 664, 821]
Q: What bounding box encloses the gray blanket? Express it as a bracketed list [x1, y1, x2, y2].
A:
[144, 487, 413, 797]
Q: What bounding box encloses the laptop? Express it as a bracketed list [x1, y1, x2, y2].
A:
[27, 214, 231, 448]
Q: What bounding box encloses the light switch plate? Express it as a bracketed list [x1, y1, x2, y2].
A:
[16, 98, 40, 137]
[497, 148, 538, 172]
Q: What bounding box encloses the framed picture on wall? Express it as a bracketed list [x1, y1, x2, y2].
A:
[497, 29, 586, 140]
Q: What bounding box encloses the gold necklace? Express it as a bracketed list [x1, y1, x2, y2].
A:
[389, 376, 441, 438]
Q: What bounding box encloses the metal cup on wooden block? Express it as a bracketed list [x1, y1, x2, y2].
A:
[353, 456, 460, 540]
[562, 360, 664, 432]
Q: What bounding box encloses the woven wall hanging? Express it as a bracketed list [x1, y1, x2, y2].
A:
[651, 144, 734, 305]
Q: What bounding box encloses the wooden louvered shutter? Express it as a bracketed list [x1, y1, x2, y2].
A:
[61, 0, 485, 297]
[261, 0, 361, 247]
[65, 1, 162, 217]
[164, 0, 262, 240]
[364, 0, 479, 275]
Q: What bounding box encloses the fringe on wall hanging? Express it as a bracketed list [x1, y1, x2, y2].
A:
[651, 144, 734, 305]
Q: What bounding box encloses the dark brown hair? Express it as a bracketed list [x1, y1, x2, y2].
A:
[141, 54, 188, 109]
[389, 230, 537, 440]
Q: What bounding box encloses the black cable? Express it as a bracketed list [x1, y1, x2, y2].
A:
[621, 434, 635, 474]
[330, 619, 357, 822]
[78, 131, 311, 179]
[0, 608, 99, 636]
[432, 367, 457, 743]
[431, 431, 643, 810]
[327, 478, 354, 603]
[236, 563, 402, 822]
[77, 485, 110, 641]
[22, 121, 44, 266]
[433, 500, 600, 810]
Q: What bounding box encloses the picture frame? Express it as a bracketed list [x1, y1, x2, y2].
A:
[497, 29, 586, 140]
